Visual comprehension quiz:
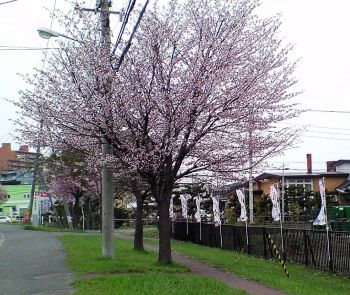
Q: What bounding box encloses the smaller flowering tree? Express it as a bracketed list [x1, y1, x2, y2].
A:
[46, 149, 102, 229]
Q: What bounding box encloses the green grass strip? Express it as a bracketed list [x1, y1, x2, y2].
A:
[73, 273, 247, 295]
[24, 225, 84, 233]
[169, 240, 350, 295]
[60, 235, 248, 295]
[60, 235, 187, 274]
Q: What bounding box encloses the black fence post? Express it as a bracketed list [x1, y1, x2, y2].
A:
[263, 226, 267, 259]
[329, 232, 334, 272]
[232, 225, 236, 250]
[304, 230, 309, 267]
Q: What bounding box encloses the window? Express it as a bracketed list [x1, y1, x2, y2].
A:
[286, 178, 313, 192]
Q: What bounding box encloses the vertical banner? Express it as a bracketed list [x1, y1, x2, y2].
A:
[169, 195, 174, 221]
[211, 195, 221, 226]
[236, 188, 249, 251]
[194, 195, 202, 222]
[270, 185, 281, 222]
[180, 194, 190, 219]
[194, 195, 203, 240]
[313, 178, 327, 226]
[270, 184, 284, 254]
[314, 178, 331, 267]
[169, 195, 174, 235]
[180, 194, 190, 235]
[236, 189, 248, 222]
[212, 195, 222, 247]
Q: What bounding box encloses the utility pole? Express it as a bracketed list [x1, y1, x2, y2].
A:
[28, 119, 43, 226]
[100, 0, 115, 258]
[79, 0, 116, 257]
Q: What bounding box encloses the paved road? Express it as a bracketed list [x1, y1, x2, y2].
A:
[0, 225, 74, 295]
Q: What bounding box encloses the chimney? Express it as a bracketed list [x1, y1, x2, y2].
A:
[19, 145, 29, 153]
[326, 161, 337, 172]
[307, 154, 312, 174]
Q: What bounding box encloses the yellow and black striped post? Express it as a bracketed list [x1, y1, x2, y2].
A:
[267, 233, 289, 278]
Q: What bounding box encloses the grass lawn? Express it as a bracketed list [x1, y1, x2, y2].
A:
[24, 225, 84, 233]
[60, 235, 246, 295]
[73, 273, 246, 295]
[164, 240, 350, 295]
[142, 227, 159, 239]
[118, 226, 159, 239]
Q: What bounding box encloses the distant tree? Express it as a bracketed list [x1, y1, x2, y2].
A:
[0, 185, 8, 205]
[46, 150, 101, 229]
[284, 186, 316, 221]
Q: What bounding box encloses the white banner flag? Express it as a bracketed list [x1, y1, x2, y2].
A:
[169, 195, 174, 221]
[270, 185, 280, 221]
[236, 189, 247, 222]
[180, 194, 190, 219]
[212, 195, 221, 226]
[314, 178, 327, 226]
[194, 195, 202, 222]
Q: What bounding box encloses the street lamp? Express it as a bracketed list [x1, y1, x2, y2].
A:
[37, 27, 59, 39]
[37, 27, 79, 42]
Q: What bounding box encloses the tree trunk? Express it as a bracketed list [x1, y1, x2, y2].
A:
[134, 197, 144, 251]
[73, 197, 80, 229]
[63, 198, 73, 230]
[158, 198, 172, 264]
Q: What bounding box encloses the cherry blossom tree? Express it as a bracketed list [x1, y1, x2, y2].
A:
[16, 0, 300, 263]
[112, 0, 300, 262]
[46, 149, 102, 229]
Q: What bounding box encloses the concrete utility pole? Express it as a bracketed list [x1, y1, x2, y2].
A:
[100, 0, 115, 258]
[80, 0, 116, 257]
[29, 119, 43, 226]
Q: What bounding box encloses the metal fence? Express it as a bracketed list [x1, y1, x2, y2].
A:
[172, 221, 350, 275]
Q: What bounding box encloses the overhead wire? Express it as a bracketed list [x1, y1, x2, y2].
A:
[0, 47, 59, 51]
[307, 109, 350, 114]
[277, 122, 350, 131]
[0, 0, 18, 6]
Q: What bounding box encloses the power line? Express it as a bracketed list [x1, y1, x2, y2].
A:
[0, 45, 42, 48]
[277, 122, 350, 131]
[275, 126, 350, 137]
[302, 130, 350, 136]
[0, 47, 58, 51]
[0, 0, 18, 6]
[307, 109, 350, 114]
[302, 135, 350, 141]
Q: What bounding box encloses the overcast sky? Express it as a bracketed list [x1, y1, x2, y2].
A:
[1, 0, 350, 173]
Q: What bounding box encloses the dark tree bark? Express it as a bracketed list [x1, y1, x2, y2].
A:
[134, 196, 144, 251]
[158, 197, 172, 264]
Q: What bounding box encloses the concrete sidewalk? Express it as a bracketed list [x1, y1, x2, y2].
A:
[0, 225, 74, 295]
[120, 234, 287, 295]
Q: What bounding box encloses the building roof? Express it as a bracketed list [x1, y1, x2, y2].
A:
[255, 171, 348, 180]
[336, 180, 350, 191]
[335, 160, 350, 165]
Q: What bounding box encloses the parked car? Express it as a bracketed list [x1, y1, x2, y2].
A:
[0, 216, 11, 223]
